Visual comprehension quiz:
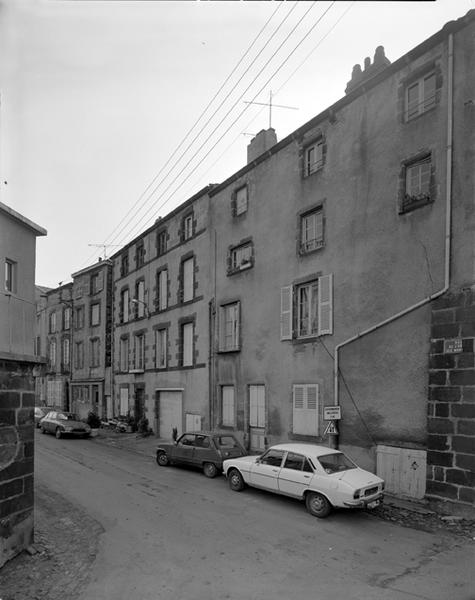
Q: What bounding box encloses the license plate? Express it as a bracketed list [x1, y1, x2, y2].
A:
[367, 500, 380, 509]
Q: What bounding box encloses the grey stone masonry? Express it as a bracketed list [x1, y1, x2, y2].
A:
[0, 359, 36, 567]
[427, 289, 475, 507]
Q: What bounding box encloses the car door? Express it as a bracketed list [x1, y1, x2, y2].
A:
[278, 452, 314, 498]
[45, 412, 55, 433]
[172, 434, 196, 464]
[249, 449, 284, 491]
[192, 434, 214, 467]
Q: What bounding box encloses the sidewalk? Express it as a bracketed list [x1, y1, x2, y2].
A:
[89, 427, 164, 458]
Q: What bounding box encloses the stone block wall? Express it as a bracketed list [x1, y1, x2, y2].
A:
[427, 289, 475, 508]
[0, 359, 35, 567]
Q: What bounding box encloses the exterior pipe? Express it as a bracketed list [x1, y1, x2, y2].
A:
[332, 33, 454, 448]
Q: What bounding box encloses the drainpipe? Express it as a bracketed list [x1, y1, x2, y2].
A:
[332, 33, 454, 449]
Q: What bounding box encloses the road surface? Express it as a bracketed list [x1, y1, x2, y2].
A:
[35, 432, 473, 600]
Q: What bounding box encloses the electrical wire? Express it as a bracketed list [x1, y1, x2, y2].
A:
[119, 2, 334, 244]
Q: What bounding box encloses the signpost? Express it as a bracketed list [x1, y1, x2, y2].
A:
[323, 421, 338, 436]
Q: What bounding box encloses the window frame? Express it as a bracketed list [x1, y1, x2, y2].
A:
[181, 321, 194, 367]
[219, 301, 240, 352]
[62, 337, 70, 367]
[400, 153, 434, 214]
[182, 257, 194, 303]
[134, 333, 145, 371]
[4, 259, 16, 293]
[228, 241, 254, 275]
[74, 341, 84, 370]
[183, 213, 194, 241]
[234, 185, 248, 217]
[90, 338, 100, 368]
[157, 269, 168, 311]
[155, 327, 168, 369]
[49, 339, 57, 368]
[90, 302, 101, 327]
[300, 207, 324, 254]
[157, 229, 167, 256]
[119, 336, 129, 372]
[49, 311, 57, 334]
[74, 306, 84, 330]
[121, 288, 130, 323]
[303, 138, 324, 177]
[405, 71, 436, 122]
[63, 307, 71, 331]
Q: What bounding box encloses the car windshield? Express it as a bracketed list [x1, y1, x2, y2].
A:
[57, 413, 78, 421]
[317, 453, 357, 474]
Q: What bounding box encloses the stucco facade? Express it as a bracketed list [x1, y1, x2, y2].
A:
[111, 187, 213, 437]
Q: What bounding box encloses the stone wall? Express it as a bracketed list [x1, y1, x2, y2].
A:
[0, 359, 35, 567]
[427, 289, 475, 509]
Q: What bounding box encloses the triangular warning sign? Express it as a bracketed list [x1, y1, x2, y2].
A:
[323, 421, 338, 435]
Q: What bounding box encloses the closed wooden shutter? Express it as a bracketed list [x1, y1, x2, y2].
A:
[292, 384, 319, 435]
[249, 385, 265, 427]
[280, 286, 293, 340]
[222, 386, 235, 426]
[318, 274, 333, 335]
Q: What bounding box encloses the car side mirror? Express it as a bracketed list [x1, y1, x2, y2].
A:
[255, 457, 261, 464]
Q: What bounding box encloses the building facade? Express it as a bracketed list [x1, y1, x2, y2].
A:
[0, 201, 46, 566]
[111, 186, 214, 438]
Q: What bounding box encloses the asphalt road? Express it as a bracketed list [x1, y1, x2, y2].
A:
[35, 432, 473, 600]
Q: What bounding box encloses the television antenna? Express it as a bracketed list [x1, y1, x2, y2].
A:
[87, 243, 122, 259]
[244, 90, 298, 129]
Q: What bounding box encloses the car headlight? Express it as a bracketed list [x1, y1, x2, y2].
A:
[353, 489, 361, 500]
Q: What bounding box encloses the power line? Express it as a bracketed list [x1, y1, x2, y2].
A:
[80, 2, 287, 267]
[117, 2, 327, 245]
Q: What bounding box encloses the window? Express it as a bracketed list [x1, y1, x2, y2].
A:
[74, 341, 84, 369]
[155, 328, 167, 369]
[90, 303, 100, 326]
[228, 242, 253, 274]
[280, 274, 333, 340]
[219, 302, 240, 351]
[304, 139, 324, 176]
[283, 452, 314, 473]
[221, 386, 235, 427]
[182, 257, 194, 302]
[234, 186, 248, 216]
[406, 72, 436, 121]
[136, 242, 145, 268]
[249, 385, 265, 428]
[293, 384, 319, 436]
[157, 269, 168, 311]
[157, 230, 167, 256]
[401, 156, 432, 213]
[63, 307, 71, 330]
[260, 449, 285, 467]
[4, 259, 16, 293]
[49, 339, 57, 368]
[62, 338, 70, 366]
[74, 306, 84, 330]
[121, 288, 130, 323]
[134, 334, 145, 370]
[183, 214, 193, 240]
[49, 311, 57, 333]
[119, 337, 129, 372]
[182, 322, 194, 367]
[90, 338, 100, 368]
[121, 253, 129, 277]
[35, 336, 41, 356]
[300, 208, 324, 253]
[90, 271, 103, 294]
[135, 280, 145, 318]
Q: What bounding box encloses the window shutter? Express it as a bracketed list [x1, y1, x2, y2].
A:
[318, 274, 333, 335]
[236, 301, 241, 350]
[293, 384, 319, 435]
[280, 286, 293, 340]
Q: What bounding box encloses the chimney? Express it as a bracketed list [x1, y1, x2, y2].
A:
[247, 128, 277, 164]
[345, 46, 391, 94]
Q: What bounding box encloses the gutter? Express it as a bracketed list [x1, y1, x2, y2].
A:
[332, 33, 454, 447]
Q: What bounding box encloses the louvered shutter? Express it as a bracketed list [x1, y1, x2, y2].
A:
[318, 274, 333, 335]
[292, 384, 319, 435]
[280, 286, 293, 340]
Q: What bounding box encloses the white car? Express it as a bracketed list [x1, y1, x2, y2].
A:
[223, 443, 384, 518]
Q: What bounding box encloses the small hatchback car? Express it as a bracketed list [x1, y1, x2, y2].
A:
[223, 443, 384, 518]
[156, 431, 246, 478]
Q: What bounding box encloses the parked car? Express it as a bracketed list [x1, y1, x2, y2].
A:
[40, 411, 91, 439]
[34, 406, 48, 428]
[223, 443, 384, 518]
[156, 431, 246, 478]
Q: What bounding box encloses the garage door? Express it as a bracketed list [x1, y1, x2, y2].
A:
[158, 391, 183, 439]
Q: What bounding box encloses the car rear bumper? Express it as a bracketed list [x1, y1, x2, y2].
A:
[343, 493, 384, 509]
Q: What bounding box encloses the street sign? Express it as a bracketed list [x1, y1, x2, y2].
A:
[323, 421, 338, 436]
[324, 406, 341, 421]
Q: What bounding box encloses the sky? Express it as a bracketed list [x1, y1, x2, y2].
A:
[0, 0, 472, 288]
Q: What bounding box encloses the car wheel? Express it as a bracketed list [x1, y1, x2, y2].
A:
[55, 427, 62, 440]
[203, 462, 218, 478]
[156, 451, 169, 467]
[228, 468, 245, 491]
[305, 492, 332, 518]
[41, 426, 47, 434]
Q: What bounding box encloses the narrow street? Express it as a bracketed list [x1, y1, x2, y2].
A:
[15, 432, 469, 600]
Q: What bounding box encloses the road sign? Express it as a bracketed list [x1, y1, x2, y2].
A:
[323, 421, 338, 436]
[324, 406, 341, 421]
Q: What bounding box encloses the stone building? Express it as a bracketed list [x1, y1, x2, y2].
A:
[0, 200, 46, 566]
[111, 186, 214, 437]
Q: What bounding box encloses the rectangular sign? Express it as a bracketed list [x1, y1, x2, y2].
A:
[444, 338, 463, 354]
[324, 406, 341, 421]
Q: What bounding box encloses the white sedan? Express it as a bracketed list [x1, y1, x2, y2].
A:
[223, 443, 384, 518]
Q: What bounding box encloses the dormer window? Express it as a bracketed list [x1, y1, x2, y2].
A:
[304, 138, 324, 177]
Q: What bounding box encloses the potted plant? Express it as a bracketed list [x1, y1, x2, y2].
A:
[86, 411, 101, 437]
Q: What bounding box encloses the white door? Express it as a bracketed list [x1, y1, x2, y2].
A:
[158, 391, 183, 439]
[376, 445, 426, 499]
[249, 448, 284, 491]
[278, 452, 313, 497]
[249, 385, 265, 452]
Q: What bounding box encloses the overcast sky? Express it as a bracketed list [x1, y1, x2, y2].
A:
[0, 0, 472, 288]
